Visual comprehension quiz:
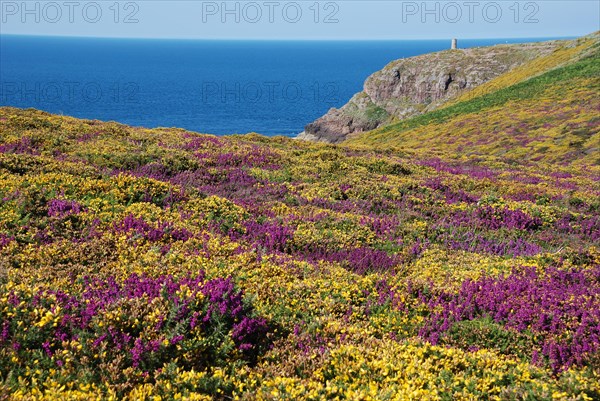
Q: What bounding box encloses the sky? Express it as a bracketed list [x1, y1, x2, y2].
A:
[0, 1, 598, 40]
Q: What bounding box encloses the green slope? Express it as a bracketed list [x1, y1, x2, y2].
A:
[347, 36, 600, 166]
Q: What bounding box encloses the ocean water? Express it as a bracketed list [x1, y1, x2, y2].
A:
[0, 35, 556, 137]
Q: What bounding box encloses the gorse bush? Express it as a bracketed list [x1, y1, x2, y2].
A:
[1, 105, 599, 400]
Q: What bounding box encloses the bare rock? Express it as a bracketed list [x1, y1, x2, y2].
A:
[300, 41, 560, 143]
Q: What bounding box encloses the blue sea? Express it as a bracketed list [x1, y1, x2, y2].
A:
[0, 35, 559, 137]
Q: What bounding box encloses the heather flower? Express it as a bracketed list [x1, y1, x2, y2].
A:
[47, 199, 83, 218]
[420, 266, 600, 371]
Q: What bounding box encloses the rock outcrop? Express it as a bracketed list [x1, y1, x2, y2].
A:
[300, 41, 561, 143]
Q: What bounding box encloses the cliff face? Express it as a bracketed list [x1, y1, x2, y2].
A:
[346, 34, 600, 166]
[299, 41, 560, 143]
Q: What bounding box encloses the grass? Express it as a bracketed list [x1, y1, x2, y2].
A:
[351, 43, 600, 147]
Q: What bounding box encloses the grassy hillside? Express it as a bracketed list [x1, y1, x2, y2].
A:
[348, 35, 600, 166]
[1, 104, 599, 399]
[302, 38, 564, 143]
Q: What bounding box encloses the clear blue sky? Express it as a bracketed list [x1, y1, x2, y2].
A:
[1, 1, 598, 39]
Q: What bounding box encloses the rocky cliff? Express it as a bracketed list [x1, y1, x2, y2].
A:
[299, 41, 561, 143]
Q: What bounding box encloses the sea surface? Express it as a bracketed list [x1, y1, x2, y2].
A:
[0, 35, 560, 137]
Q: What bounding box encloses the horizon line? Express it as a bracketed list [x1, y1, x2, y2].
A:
[0, 33, 578, 42]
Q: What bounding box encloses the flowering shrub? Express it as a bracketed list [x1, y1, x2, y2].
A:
[420, 266, 600, 372]
[1, 274, 269, 397]
[1, 104, 599, 399]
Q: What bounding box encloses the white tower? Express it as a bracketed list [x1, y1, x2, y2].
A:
[451, 39, 458, 50]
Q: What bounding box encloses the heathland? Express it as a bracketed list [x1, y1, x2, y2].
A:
[0, 32, 599, 400]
